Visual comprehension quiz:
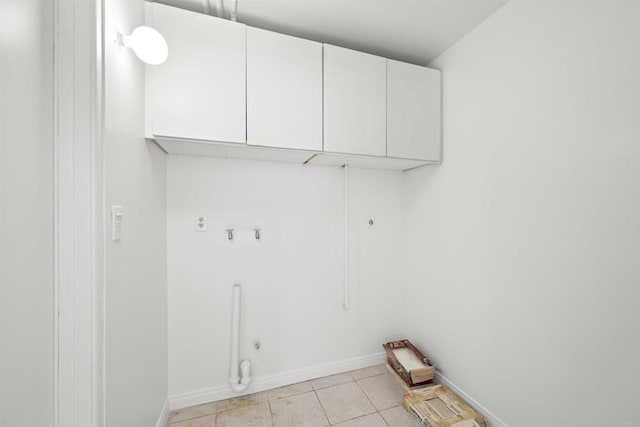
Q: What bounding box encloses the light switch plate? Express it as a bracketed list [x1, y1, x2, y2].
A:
[111, 206, 124, 241]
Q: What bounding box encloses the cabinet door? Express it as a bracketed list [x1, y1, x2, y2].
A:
[247, 27, 322, 151]
[387, 60, 441, 161]
[149, 3, 246, 143]
[323, 44, 386, 157]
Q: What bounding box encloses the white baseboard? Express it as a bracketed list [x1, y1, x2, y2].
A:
[155, 399, 169, 427]
[168, 352, 386, 410]
[434, 372, 508, 427]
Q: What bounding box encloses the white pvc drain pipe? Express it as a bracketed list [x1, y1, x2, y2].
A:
[229, 284, 252, 392]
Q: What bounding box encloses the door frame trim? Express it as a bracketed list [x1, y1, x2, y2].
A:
[54, 0, 105, 425]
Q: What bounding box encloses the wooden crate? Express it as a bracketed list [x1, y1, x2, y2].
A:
[383, 340, 435, 388]
[403, 384, 487, 427]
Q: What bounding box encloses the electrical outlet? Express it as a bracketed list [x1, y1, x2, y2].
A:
[194, 215, 208, 232]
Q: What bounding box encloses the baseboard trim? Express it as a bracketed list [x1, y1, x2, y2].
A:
[434, 372, 508, 427]
[155, 399, 169, 427]
[168, 352, 387, 410]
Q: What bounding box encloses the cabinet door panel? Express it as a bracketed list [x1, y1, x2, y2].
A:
[150, 3, 246, 143]
[323, 44, 386, 157]
[247, 27, 322, 151]
[387, 60, 441, 161]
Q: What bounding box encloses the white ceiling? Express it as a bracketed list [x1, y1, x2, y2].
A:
[152, 0, 508, 66]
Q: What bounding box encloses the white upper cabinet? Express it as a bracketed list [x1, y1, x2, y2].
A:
[147, 3, 246, 143]
[145, 5, 441, 170]
[247, 27, 322, 151]
[323, 44, 387, 157]
[387, 60, 441, 161]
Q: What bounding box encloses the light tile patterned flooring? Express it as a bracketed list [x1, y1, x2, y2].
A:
[168, 364, 419, 427]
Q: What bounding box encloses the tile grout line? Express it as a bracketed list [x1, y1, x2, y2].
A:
[267, 398, 275, 427]
[320, 376, 379, 425]
[312, 388, 332, 426]
[379, 409, 391, 427]
[353, 376, 380, 417]
[167, 409, 218, 425]
[314, 376, 358, 425]
[311, 383, 352, 392]
[269, 385, 330, 427]
[268, 382, 315, 401]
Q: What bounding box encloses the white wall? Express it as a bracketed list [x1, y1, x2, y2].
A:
[167, 157, 405, 403]
[103, 1, 168, 425]
[404, 1, 640, 426]
[0, 1, 55, 426]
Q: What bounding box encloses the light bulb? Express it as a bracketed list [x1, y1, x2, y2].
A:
[122, 26, 168, 65]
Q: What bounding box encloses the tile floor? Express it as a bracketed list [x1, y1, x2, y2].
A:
[167, 364, 419, 427]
